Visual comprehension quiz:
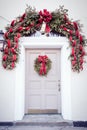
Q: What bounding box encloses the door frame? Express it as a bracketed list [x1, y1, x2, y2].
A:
[19, 36, 72, 119]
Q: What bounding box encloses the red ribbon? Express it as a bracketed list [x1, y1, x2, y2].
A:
[39, 9, 52, 33]
[38, 55, 48, 75]
[39, 9, 52, 23]
[71, 48, 75, 56]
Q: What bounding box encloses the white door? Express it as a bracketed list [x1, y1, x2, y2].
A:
[25, 49, 61, 114]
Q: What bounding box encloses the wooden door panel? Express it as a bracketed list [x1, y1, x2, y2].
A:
[25, 49, 61, 114]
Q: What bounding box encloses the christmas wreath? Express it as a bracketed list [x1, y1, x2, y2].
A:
[2, 5, 87, 72]
[34, 55, 51, 76]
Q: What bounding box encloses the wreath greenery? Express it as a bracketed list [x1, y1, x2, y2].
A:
[34, 55, 51, 76]
[2, 5, 87, 72]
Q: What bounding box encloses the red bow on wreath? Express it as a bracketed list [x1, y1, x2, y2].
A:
[38, 55, 48, 75]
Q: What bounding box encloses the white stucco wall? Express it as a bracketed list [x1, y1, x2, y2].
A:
[71, 65, 87, 121]
[0, 0, 87, 121]
[14, 45, 25, 121]
[0, 53, 15, 121]
[0, 45, 25, 122]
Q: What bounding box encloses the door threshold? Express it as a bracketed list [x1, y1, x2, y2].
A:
[28, 109, 58, 114]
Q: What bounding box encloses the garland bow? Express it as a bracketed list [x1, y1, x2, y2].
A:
[39, 9, 52, 34]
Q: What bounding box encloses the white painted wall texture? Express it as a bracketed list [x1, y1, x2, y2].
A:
[0, 0, 87, 121]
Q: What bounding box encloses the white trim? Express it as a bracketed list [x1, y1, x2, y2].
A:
[18, 36, 72, 120]
[20, 36, 68, 48]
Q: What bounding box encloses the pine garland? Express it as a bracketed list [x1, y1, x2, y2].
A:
[2, 5, 87, 72]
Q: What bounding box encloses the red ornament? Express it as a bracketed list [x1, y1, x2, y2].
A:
[4, 47, 9, 54]
[72, 60, 76, 66]
[25, 27, 30, 31]
[9, 28, 13, 33]
[75, 30, 79, 38]
[21, 13, 26, 19]
[17, 33, 21, 38]
[11, 62, 15, 68]
[4, 32, 9, 39]
[7, 39, 11, 48]
[71, 48, 75, 56]
[12, 55, 17, 61]
[18, 26, 23, 32]
[64, 14, 68, 21]
[72, 40, 76, 46]
[79, 35, 83, 42]
[74, 55, 77, 60]
[79, 45, 83, 51]
[73, 22, 78, 30]
[3, 54, 7, 61]
[11, 20, 16, 26]
[11, 48, 15, 54]
[69, 36, 73, 42]
[63, 27, 67, 31]
[14, 36, 19, 43]
[69, 30, 73, 35]
[19, 18, 23, 22]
